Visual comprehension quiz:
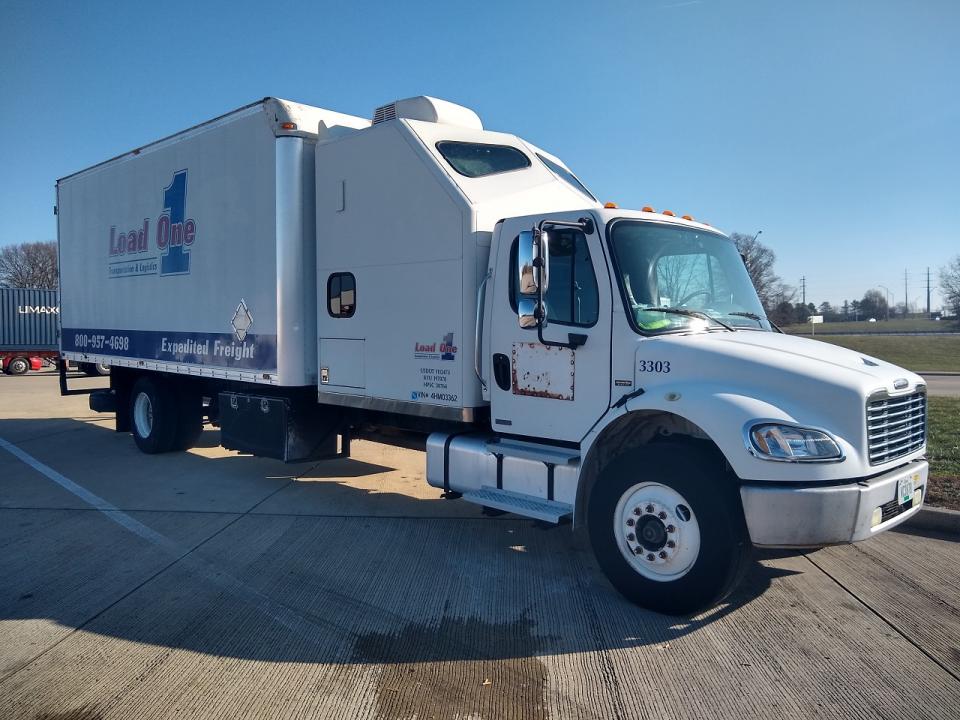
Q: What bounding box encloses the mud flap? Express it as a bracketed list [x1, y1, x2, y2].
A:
[219, 392, 341, 462]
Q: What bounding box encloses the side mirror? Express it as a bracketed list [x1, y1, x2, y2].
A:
[517, 230, 549, 296]
[517, 229, 549, 329]
[517, 231, 536, 295]
[518, 298, 547, 328]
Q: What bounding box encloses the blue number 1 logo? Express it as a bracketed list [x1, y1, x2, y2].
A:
[160, 170, 191, 276]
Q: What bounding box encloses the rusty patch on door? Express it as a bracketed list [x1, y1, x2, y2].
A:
[511, 343, 575, 400]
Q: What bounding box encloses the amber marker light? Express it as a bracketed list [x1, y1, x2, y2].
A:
[662, 210, 675, 216]
[281, 122, 297, 130]
[682, 215, 693, 221]
[641, 206, 655, 213]
[604, 202, 619, 208]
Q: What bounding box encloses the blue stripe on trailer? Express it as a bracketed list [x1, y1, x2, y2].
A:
[61, 328, 277, 370]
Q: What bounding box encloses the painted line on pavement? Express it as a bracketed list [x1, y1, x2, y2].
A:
[0, 435, 352, 658]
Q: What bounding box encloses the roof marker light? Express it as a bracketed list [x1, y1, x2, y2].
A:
[662, 210, 675, 217]
[604, 202, 619, 209]
[682, 215, 693, 221]
[641, 206, 655, 213]
[281, 122, 297, 130]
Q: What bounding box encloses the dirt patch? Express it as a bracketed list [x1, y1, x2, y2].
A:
[352, 615, 549, 720]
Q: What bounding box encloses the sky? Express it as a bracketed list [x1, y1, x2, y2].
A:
[1, 0, 957, 310]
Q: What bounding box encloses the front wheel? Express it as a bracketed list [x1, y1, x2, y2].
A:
[7, 357, 31, 375]
[588, 445, 749, 615]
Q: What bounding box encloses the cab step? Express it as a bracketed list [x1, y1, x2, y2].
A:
[461, 486, 573, 523]
[485, 438, 580, 465]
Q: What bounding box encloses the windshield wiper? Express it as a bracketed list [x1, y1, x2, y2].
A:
[727, 311, 767, 328]
[642, 307, 736, 332]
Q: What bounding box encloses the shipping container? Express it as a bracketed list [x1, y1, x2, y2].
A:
[0, 288, 59, 351]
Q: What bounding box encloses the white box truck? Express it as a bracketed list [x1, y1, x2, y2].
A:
[57, 97, 929, 614]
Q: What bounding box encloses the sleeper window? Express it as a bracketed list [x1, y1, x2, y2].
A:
[436, 141, 531, 178]
[328, 273, 356, 318]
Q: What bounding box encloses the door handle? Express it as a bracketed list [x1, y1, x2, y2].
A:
[492, 353, 510, 391]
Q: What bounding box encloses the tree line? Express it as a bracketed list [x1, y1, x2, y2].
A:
[0, 241, 58, 289]
[733, 233, 960, 326]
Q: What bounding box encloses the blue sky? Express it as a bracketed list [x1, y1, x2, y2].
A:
[2, 0, 957, 309]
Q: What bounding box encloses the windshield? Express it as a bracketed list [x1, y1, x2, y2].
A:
[609, 220, 771, 334]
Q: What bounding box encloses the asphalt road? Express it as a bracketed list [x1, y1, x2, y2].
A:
[923, 374, 960, 397]
[1, 373, 959, 720]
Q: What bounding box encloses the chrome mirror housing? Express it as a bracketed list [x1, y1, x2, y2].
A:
[534, 229, 549, 294]
[517, 231, 537, 295]
[518, 298, 547, 329]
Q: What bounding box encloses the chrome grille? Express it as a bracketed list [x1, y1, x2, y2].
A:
[867, 389, 926, 465]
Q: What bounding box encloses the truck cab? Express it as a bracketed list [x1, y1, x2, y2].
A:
[452, 203, 927, 613]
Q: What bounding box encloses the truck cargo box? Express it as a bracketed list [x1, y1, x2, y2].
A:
[0, 288, 59, 351]
[57, 98, 368, 386]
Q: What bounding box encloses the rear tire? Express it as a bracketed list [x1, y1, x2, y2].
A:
[7, 357, 30, 375]
[129, 376, 178, 454]
[588, 444, 749, 615]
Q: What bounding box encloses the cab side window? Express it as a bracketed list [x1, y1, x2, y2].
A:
[511, 230, 599, 327]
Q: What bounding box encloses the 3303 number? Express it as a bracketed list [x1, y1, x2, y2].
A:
[638, 360, 670, 373]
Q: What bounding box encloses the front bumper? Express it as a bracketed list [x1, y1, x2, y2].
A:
[740, 460, 928, 547]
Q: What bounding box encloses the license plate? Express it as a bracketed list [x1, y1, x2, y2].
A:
[897, 476, 914, 505]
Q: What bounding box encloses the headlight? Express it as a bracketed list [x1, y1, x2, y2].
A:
[747, 423, 842, 462]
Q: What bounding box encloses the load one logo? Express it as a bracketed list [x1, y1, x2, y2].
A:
[413, 332, 458, 361]
[108, 169, 196, 276]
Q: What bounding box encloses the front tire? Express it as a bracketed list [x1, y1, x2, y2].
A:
[129, 376, 178, 454]
[588, 444, 749, 615]
[7, 357, 30, 375]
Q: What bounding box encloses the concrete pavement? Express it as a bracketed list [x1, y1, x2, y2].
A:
[1, 372, 959, 719]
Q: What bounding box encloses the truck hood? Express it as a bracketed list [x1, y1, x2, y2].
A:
[650, 330, 924, 398]
[637, 330, 924, 407]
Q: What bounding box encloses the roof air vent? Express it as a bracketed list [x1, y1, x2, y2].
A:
[372, 103, 397, 125]
[371, 96, 482, 130]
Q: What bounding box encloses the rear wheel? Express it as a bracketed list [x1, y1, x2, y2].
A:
[588, 444, 749, 615]
[129, 376, 178, 453]
[7, 357, 30, 375]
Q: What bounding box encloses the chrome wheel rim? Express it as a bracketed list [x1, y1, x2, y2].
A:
[614, 482, 701, 582]
[133, 392, 154, 438]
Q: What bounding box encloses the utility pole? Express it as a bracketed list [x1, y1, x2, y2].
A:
[903, 269, 908, 318]
[927, 267, 931, 316]
[800, 276, 806, 305]
[879, 284, 892, 321]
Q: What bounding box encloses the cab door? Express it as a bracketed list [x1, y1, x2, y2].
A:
[488, 212, 611, 442]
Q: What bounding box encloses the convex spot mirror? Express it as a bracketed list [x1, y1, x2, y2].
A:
[518, 298, 548, 328]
